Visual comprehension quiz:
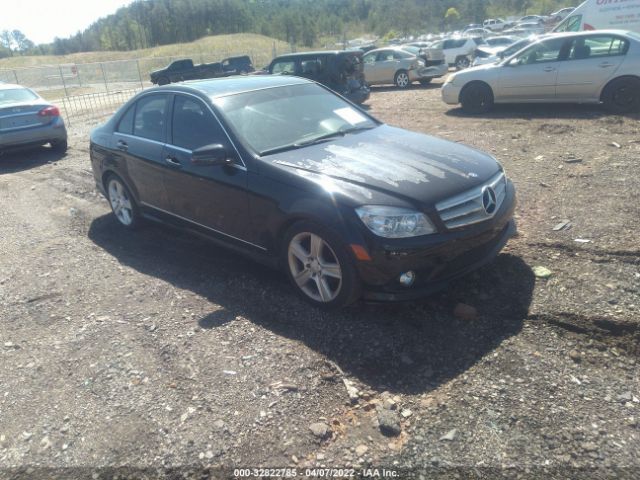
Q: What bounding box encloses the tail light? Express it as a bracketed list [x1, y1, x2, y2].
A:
[38, 106, 60, 117]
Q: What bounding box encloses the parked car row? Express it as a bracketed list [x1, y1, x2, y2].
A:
[149, 55, 255, 85]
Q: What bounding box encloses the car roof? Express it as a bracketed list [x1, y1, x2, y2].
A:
[272, 50, 353, 59]
[152, 75, 313, 99]
[0, 83, 28, 90]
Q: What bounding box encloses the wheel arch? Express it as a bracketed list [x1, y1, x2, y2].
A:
[599, 75, 640, 102]
[459, 80, 494, 103]
[101, 170, 141, 205]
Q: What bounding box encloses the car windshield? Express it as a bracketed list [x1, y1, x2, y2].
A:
[213, 83, 379, 156]
[0, 88, 39, 105]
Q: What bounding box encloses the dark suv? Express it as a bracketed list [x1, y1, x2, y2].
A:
[221, 55, 254, 75]
[266, 51, 370, 104]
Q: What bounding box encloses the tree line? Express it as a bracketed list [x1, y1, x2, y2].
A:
[2, 0, 577, 57]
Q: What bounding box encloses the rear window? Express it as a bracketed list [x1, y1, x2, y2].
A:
[0, 88, 39, 105]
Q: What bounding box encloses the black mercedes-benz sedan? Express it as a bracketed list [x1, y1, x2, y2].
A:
[90, 76, 516, 308]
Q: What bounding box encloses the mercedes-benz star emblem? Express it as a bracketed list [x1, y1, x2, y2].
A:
[482, 186, 497, 215]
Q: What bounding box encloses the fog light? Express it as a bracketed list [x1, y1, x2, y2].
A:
[399, 271, 416, 287]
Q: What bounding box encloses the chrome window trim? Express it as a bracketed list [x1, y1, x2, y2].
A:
[132, 89, 247, 168]
[140, 201, 266, 251]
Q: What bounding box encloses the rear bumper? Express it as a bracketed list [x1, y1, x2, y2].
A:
[412, 63, 448, 80]
[358, 180, 517, 302]
[0, 117, 67, 149]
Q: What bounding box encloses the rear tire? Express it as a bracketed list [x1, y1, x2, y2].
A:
[105, 174, 141, 230]
[282, 220, 361, 309]
[394, 70, 411, 89]
[601, 77, 640, 114]
[455, 56, 471, 70]
[157, 76, 170, 86]
[460, 82, 494, 114]
[50, 139, 68, 154]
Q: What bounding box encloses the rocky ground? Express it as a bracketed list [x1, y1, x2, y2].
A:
[0, 79, 638, 480]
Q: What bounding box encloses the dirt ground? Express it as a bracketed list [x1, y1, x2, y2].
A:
[0, 78, 639, 480]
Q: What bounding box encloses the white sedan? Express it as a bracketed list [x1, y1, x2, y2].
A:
[442, 30, 640, 114]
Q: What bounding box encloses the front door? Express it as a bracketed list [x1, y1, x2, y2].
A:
[496, 36, 570, 102]
[162, 94, 252, 244]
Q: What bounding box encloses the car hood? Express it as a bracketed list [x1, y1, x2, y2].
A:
[263, 125, 501, 207]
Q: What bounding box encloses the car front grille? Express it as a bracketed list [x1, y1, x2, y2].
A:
[436, 172, 507, 229]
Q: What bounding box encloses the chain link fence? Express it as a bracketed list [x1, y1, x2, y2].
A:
[0, 43, 290, 127]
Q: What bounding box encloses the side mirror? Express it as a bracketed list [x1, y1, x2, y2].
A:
[191, 144, 233, 166]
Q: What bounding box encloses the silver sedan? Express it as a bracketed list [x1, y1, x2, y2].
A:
[442, 30, 640, 114]
[0, 84, 67, 154]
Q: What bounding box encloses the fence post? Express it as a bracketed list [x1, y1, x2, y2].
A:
[75, 64, 83, 87]
[61, 96, 71, 128]
[13, 70, 18, 83]
[136, 59, 144, 89]
[100, 63, 109, 93]
[59, 66, 69, 97]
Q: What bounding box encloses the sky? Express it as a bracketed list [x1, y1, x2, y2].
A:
[1, 0, 135, 45]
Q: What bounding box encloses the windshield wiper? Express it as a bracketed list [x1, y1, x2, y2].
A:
[294, 125, 377, 147]
[259, 125, 377, 156]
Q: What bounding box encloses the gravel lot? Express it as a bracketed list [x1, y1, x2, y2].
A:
[1, 79, 639, 480]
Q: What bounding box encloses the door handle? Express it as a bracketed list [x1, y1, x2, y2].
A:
[599, 62, 614, 68]
[165, 156, 182, 167]
[116, 140, 128, 151]
[543, 66, 556, 72]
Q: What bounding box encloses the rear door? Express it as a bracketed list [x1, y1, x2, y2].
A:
[114, 93, 171, 210]
[556, 34, 628, 101]
[162, 94, 252, 243]
[496, 36, 569, 101]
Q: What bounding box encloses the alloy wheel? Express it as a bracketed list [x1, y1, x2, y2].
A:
[287, 232, 343, 303]
[108, 179, 134, 226]
[396, 72, 410, 88]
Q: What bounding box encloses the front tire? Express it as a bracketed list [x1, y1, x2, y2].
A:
[106, 174, 140, 229]
[602, 77, 640, 114]
[394, 70, 411, 89]
[282, 221, 361, 309]
[460, 82, 494, 114]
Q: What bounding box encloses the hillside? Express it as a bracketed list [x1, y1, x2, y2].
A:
[0, 33, 291, 69]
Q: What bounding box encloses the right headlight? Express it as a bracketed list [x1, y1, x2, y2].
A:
[356, 206, 436, 238]
[445, 72, 457, 85]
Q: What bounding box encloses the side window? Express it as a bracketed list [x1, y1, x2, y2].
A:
[363, 53, 375, 64]
[171, 96, 225, 151]
[116, 105, 135, 135]
[271, 61, 296, 74]
[376, 51, 393, 61]
[442, 40, 453, 49]
[513, 38, 567, 65]
[133, 95, 167, 142]
[569, 36, 629, 60]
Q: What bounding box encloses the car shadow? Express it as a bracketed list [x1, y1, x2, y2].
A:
[446, 103, 640, 120]
[88, 214, 534, 396]
[0, 145, 67, 174]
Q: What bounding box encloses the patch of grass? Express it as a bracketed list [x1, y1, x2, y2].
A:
[0, 33, 292, 70]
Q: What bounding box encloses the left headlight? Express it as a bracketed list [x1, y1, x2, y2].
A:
[356, 206, 436, 238]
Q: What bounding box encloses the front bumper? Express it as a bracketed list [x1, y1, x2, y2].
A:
[441, 82, 462, 105]
[345, 86, 371, 105]
[357, 180, 517, 301]
[0, 117, 67, 149]
[411, 63, 448, 80]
